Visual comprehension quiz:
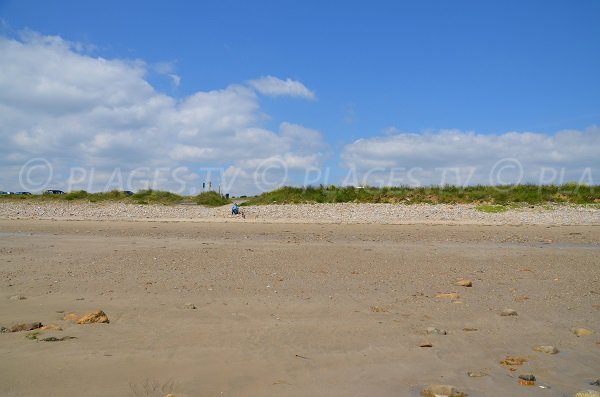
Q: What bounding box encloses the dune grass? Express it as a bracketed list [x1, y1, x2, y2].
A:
[243, 184, 599, 205]
[194, 191, 231, 207]
[2, 184, 598, 206]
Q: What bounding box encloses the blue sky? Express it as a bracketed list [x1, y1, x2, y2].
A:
[0, 1, 599, 194]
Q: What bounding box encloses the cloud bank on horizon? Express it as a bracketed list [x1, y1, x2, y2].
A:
[0, 31, 598, 195]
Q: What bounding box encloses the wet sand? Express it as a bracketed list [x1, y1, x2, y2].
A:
[0, 219, 599, 396]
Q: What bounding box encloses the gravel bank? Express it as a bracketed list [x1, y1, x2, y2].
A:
[0, 201, 598, 225]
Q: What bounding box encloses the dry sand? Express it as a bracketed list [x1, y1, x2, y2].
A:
[0, 216, 599, 396]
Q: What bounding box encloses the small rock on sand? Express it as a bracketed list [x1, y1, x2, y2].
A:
[466, 371, 487, 378]
[426, 327, 447, 335]
[500, 309, 518, 316]
[63, 313, 80, 322]
[572, 327, 594, 337]
[1, 326, 10, 333]
[533, 345, 559, 354]
[183, 303, 196, 310]
[421, 384, 466, 397]
[77, 310, 109, 324]
[435, 292, 460, 300]
[40, 324, 63, 331]
[455, 279, 472, 287]
[500, 356, 527, 366]
[9, 294, 26, 300]
[574, 391, 600, 397]
[10, 322, 42, 332]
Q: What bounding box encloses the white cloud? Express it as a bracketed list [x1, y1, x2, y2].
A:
[341, 127, 600, 186]
[247, 75, 316, 99]
[0, 32, 325, 195]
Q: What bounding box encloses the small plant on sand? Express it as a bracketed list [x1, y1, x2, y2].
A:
[25, 331, 40, 340]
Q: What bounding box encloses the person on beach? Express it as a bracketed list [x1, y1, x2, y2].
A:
[231, 203, 240, 215]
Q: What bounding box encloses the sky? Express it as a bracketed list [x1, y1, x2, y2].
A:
[0, 0, 599, 195]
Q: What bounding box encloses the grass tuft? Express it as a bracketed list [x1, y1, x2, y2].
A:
[195, 191, 231, 207]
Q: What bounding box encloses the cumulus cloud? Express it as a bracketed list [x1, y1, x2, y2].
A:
[247, 75, 316, 99]
[0, 32, 325, 195]
[341, 127, 600, 187]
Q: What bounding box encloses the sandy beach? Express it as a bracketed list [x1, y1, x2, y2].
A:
[0, 205, 599, 396]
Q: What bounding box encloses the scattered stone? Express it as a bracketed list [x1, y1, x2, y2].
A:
[63, 313, 79, 322]
[455, 279, 473, 287]
[514, 296, 529, 302]
[589, 380, 600, 386]
[1, 326, 10, 333]
[40, 336, 77, 342]
[370, 306, 386, 312]
[25, 331, 40, 340]
[533, 345, 559, 354]
[435, 292, 460, 300]
[519, 374, 535, 380]
[574, 391, 600, 397]
[40, 324, 63, 331]
[183, 303, 196, 310]
[500, 356, 527, 366]
[419, 342, 433, 347]
[421, 384, 466, 397]
[77, 310, 109, 324]
[9, 294, 26, 300]
[466, 371, 487, 378]
[500, 309, 518, 316]
[462, 327, 478, 332]
[572, 327, 594, 337]
[426, 327, 448, 335]
[10, 322, 43, 332]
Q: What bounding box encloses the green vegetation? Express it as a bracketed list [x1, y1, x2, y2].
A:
[129, 189, 183, 205]
[243, 184, 599, 206]
[194, 191, 231, 207]
[475, 204, 510, 213]
[25, 331, 40, 340]
[1, 189, 184, 205]
[1, 184, 597, 206]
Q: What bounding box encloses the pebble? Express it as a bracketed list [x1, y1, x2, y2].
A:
[1, 202, 597, 225]
[421, 384, 466, 397]
[426, 327, 447, 335]
[183, 303, 197, 310]
[9, 295, 26, 300]
[572, 327, 594, 337]
[41, 324, 63, 331]
[77, 310, 109, 324]
[574, 391, 600, 397]
[466, 371, 487, 378]
[500, 309, 518, 316]
[590, 380, 600, 386]
[10, 322, 43, 332]
[455, 279, 472, 287]
[435, 292, 460, 300]
[519, 374, 536, 381]
[533, 345, 559, 354]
